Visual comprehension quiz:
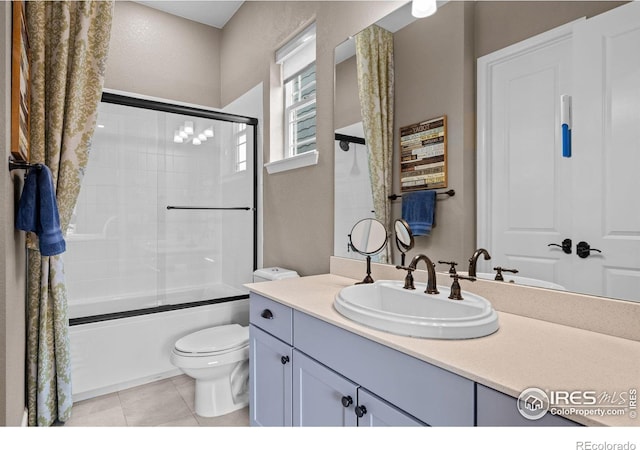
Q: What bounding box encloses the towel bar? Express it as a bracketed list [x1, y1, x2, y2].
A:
[8, 155, 42, 172]
[388, 189, 455, 201]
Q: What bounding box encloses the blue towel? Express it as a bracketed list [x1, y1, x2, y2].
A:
[16, 165, 66, 256]
[402, 190, 436, 236]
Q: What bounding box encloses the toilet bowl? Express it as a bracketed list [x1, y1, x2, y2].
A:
[171, 324, 249, 418]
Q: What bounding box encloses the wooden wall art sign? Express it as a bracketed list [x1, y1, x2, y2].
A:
[399, 115, 447, 192]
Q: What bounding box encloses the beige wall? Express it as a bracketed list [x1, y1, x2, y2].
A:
[105, 1, 222, 108]
[474, 1, 626, 58]
[334, 55, 361, 130]
[1, 1, 26, 427]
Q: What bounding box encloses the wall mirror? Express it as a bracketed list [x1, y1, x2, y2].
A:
[333, 0, 640, 304]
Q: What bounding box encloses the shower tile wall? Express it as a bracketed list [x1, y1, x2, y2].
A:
[65, 103, 254, 319]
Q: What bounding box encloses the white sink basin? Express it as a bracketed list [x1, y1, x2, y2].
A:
[471, 273, 566, 290]
[334, 280, 499, 340]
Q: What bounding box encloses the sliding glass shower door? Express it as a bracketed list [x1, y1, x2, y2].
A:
[65, 94, 257, 320]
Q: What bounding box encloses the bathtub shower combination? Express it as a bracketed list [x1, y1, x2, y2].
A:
[66, 92, 258, 400]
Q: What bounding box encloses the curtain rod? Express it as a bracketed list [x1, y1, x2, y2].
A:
[335, 133, 366, 145]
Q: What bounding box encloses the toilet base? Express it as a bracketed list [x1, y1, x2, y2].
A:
[194, 377, 248, 418]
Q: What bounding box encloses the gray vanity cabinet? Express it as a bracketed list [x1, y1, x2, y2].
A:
[249, 294, 295, 426]
[249, 293, 580, 427]
[356, 389, 426, 426]
[476, 384, 580, 426]
[249, 325, 293, 426]
[292, 349, 424, 426]
[292, 349, 358, 426]
[293, 309, 475, 426]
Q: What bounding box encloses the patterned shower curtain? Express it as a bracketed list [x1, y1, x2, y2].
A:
[355, 25, 394, 264]
[25, 1, 113, 426]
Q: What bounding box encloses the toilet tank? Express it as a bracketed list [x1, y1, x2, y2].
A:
[252, 267, 299, 283]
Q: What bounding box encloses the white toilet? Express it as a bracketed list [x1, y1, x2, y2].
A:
[170, 323, 249, 418]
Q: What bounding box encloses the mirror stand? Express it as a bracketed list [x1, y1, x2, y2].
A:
[356, 256, 375, 284]
[348, 218, 388, 285]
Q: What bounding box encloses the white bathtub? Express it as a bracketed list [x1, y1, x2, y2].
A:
[69, 297, 249, 402]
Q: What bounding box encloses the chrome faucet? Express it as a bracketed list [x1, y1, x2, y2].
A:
[468, 248, 491, 277]
[396, 254, 439, 295]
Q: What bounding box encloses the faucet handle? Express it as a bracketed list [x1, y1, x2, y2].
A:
[395, 265, 415, 290]
[438, 260, 458, 274]
[493, 266, 519, 281]
[448, 274, 476, 300]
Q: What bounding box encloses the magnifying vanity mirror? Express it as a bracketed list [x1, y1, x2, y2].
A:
[394, 219, 414, 266]
[349, 218, 388, 284]
[333, 0, 640, 304]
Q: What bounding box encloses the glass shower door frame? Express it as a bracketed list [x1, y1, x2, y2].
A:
[69, 92, 258, 325]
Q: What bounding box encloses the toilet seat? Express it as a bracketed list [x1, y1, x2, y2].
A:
[174, 324, 248, 355]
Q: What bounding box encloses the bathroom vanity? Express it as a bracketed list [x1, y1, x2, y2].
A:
[247, 258, 640, 427]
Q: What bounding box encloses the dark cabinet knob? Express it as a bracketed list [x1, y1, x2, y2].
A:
[577, 241, 602, 259]
[355, 405, 367, 418]
[548, 238, 572, 254]
[341, 396, 353, 407]
[280, 355, 289, 365]
[261, 309, 273, 320]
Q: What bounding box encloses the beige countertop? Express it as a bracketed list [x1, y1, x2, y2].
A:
[246, 273, 640, 427]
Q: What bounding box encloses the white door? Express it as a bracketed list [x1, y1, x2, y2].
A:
[571, 2, 640, 301]
[477, 21, 577, 287]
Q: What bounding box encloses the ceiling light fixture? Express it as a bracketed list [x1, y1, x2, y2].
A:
[198, 133, 207, 141]
[204, 127, 214, 138]
[184, 121, 194, 135]
[412, 0, 437, 18]
[173, 133, 183, 143]
[192, 138, 201, 146]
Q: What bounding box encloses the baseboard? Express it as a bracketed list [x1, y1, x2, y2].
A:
[72, 368, 182, 403]
[21, 408, 27, 427]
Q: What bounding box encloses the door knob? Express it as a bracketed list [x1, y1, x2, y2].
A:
[547, 238, 572, 254]
[280, 355, 289, 365]
[354, 405, 367, 418]
[341, 396, 353, 407]
[576, 241, 602, 259]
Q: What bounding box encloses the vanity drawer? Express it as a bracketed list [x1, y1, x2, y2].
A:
[249, 293, 293, 345]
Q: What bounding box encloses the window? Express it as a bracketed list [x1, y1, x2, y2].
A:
[276, 23, 317, 159]
[235, 122, 247, 172]
[284, 63, 316, 157]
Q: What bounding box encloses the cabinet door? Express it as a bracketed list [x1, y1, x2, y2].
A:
[476, 384, 580, 427]
[249, 325, 292, 426]
[356, 389, 426, 427]
[292, 350, 358, 426]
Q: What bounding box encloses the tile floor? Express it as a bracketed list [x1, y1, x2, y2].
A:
[64, 375, 249, 427]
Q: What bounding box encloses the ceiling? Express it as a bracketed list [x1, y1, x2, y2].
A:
[135, 1, 244, 29]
